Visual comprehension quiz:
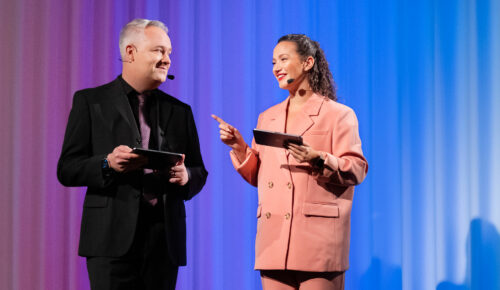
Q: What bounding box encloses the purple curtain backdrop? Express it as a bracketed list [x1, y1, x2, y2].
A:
[1, 0, 499, 290]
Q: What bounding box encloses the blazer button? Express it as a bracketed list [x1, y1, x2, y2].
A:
[265, 212, 271, 219]
[287, 182, 292, 189]
[285, 213, 291, 220]
[268, 181, 273, 188]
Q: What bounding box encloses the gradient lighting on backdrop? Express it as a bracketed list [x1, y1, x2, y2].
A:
[0, 0, 499, 289]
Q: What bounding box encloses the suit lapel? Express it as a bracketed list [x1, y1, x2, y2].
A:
[108, 78, 141, 145]
[156, 93, 173, 151]
[150, 93, 161, 150]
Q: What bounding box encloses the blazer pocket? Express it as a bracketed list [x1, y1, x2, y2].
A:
[302, 202, 339, 218]
[256, 205, 262, 218]
[306, 130, 328, 135]
[83, 194, 109, 208]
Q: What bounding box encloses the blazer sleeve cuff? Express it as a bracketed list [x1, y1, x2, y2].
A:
[230, 146, 253, 169]
[230, 147, 259, 186]
[323, 153, 342, 172]
[313, 152, 342, 180]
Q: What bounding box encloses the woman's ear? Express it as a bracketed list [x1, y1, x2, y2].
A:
[303, 55, 315, 72]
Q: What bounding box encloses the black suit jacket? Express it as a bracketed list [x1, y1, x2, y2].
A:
[57, 76, 208, 266]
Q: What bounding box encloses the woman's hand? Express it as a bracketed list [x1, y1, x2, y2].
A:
[286, 141, 321, 164]
[211, 114, 248, 161]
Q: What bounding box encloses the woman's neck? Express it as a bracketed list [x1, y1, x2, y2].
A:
[287, 74, 314, 106]
[288, 85, 314, 107]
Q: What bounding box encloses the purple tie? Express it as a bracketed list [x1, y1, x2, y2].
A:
[137, 94, 150, 149]
[138, 94, 157, 206]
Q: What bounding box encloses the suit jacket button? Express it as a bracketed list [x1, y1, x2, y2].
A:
[285, 213, 291, 220]
[134, 193, 140, 198]
[287, 182, 292, 189]
[268, 181, 273, 188]
[265, 212, 271, 219]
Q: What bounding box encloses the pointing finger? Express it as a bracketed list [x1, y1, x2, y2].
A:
[219, 124, 232, 133]
[211, 114, 227, 125]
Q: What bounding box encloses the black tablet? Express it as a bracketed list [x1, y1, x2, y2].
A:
[253, 129, 303, 148]
[132, 148, 183, 169]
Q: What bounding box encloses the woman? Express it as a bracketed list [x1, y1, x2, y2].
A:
[212, 34, 368, 289]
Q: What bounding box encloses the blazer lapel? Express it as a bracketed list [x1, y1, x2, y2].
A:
[268, 98, 288, 132]
[292, 111, 314, 137]
[281, 94, 324, 159]
[291, 93, 325, 136]
[267, 98, 290, 164]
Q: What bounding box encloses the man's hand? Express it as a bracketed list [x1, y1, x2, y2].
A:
[211, 114, 248, 162]
[107, 145, 147, 173]
[168, 154, 189, 186]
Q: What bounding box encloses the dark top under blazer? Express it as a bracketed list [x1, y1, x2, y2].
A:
[57, 76, 208, 266]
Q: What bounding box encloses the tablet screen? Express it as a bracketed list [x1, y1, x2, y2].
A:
[132, 148, 183, 169]
[253, 129, 303, 148]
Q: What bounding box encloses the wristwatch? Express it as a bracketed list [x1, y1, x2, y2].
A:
[101, 157, 114, 177]
[312, 153, 326, 169]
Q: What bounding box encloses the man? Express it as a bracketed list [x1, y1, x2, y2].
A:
[57, 19, 207, 289]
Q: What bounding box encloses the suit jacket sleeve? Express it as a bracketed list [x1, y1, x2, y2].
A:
[314, 108, 368, 186]
[57, 91, 112, 189]
[181, 106, 208, 200]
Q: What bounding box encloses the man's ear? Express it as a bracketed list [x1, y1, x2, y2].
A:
[124, 45, 136, 63]
[303, 55, 315, 72]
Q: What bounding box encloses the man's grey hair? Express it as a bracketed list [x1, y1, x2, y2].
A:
[119, 18, 168, 59]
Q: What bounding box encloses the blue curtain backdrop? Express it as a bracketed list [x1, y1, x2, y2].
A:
[0, 0, 498, 289]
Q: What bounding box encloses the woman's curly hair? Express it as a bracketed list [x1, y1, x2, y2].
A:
[278, 34, 337, 101]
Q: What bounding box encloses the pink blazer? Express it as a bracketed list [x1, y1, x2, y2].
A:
[230, 94, 368, 272]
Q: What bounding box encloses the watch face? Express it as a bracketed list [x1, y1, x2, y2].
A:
[314, 156, 324, 168]
[102, 158, 109, 169]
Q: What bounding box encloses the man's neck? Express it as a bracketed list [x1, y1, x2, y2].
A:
[122, 71, 157, 93]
